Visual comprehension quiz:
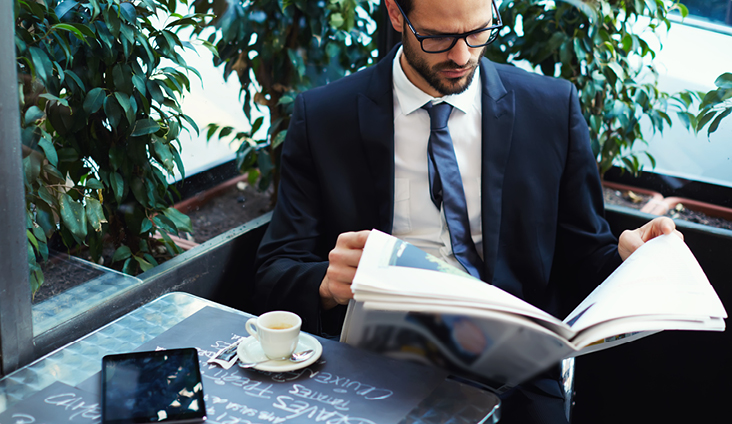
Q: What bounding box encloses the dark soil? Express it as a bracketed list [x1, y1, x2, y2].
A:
[603, 186, 732, 230]
[602, 187, 652, 210]
[664, 203, 732, 231]
[33, 180, 273, 304]
[34, 252, 105, 303]
[183, 181, 274, 244]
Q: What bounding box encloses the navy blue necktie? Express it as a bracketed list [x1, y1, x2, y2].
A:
[423, 102, 484, 279]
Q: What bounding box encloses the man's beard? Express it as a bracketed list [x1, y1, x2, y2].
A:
[402, 37, 484, 96]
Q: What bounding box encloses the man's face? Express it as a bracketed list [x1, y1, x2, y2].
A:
[396, 0, 492, 97]
[401, 29, 487, 96]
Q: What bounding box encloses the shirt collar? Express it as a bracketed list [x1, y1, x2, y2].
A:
[393, 46, 481, 116]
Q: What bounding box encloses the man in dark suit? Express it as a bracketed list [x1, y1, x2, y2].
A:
[253, 0, 678, 422]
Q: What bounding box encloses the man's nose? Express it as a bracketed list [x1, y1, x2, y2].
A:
[447, 38, 472, 67]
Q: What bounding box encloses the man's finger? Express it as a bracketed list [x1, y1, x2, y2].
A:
[338, 230, 372, 249]
[639, 217, 676, 242]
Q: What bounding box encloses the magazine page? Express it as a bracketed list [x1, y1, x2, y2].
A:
[563, 234, 727, 335]
[569, 330, 659, 356]
[342, 301, 576, 390]
[351, 292, 575, 340]
[353, 230, 566, 329]
[570, 314, 726, 354]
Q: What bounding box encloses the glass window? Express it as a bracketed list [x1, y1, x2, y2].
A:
[681, 0, 732, 27]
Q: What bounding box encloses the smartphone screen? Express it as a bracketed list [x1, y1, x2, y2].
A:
[101, 348, 206, 424]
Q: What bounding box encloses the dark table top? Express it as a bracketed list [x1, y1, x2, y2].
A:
[0, 292, 500, 423]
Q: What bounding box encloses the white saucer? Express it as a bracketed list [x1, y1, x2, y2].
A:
[237, 333, 322, 372]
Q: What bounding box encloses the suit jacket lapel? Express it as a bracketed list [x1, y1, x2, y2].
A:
[357, 45, 400, 233]
[479, 58, 515, 285]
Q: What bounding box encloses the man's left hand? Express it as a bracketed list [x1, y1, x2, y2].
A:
[618, 216, 683, 261]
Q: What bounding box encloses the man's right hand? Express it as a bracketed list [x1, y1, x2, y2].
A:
[319, 230, 371, 310]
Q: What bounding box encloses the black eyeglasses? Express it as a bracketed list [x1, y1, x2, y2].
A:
[395, 1, 503, 54]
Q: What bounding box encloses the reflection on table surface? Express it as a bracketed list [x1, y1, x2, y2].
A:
[0, 292, 500, 423]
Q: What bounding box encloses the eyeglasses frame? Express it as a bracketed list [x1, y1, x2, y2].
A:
[394, 0, 504, 54]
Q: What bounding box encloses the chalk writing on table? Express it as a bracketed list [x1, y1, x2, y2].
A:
[162, 335, 393, 424]
[44, 392, 102, 421]
[137, 306, 448, 424]
[0, 382, 101, 424]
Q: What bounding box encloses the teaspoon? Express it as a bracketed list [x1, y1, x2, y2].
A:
[238, 349, 315, 369]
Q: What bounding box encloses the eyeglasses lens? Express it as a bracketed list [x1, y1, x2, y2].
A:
[421, 30, 496, 53]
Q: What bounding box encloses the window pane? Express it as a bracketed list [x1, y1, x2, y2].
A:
[681, 0, 732, 27]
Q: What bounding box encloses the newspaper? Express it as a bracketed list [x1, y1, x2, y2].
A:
[340, 230, 727, 390]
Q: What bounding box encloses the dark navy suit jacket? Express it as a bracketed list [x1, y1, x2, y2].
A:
[252, 45, 621, 337]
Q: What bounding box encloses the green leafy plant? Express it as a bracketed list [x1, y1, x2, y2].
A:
[194, 0, 379, 198]
[16, 0, 212, 293]
[485, 0, 688, 177]
[675, 72, 732, 136]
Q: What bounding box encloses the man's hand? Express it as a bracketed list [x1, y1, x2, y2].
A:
[618, 216, 683, 261]
[319, 230, 371, 310]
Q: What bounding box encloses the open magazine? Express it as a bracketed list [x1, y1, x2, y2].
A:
[340, 230, 727, 390]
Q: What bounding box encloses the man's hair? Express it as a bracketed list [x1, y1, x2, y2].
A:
[395, 0, 413, 16]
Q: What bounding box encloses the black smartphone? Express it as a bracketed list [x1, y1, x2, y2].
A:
[101, 348, 207, 424]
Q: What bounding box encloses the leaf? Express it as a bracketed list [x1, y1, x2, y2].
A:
[24, 106, 44, 123]
[607, 62, 625, 81]
[52, 23, 87, 44]
[132, 74, 147, 96]
[131, 118, 161, 136]
[115, 92, 135, 124]
[142, 253, 158, 267]
[38, 137, 58, 167]
[695, 111, 716, 133]
[119, 2, 137, 23]
[24, 155, 42, 185]
[157, 229, 184, 256]
[272, 130, 287, 150]
[112, 245, 132, 262]
[83, 87, 106, 114]
[70, 23, 96, 39]
[103, 96, 123, 129]
[54, 0, 78, 19]
[707, 108, 732, 136]
[105, 5, 121, 36]
[85, 197, 107, 232]
[27, 229, 39, 251]
[39, 93, 69, 107]
[152, 140, 175, 172]
[140, 217, 153, 234]
[65, 70, 86, 93]
[162, 207, 192, 233]
[180, 114, 199, 135]
[110, 171, 124, 203]
[676, 3, 688, 18]
[277, 94, 295, 106]
[146, 80, 165, 104]
[330, 12, 344, 28]
[28, 47, 54, 85]
[171, 141, 184, 180]
[133, 256, 154, 272]
[122, 257, 135, 274]
[199, 40, 219, 58]
[676, 111, 695, 130]
[86, 178, 104, 189]
[59, 193, 87, 239]
[130, 177, 149, 207]
[153, 214, 177, 234]
[113, 64, 132, 93]
[715, 73, 732, 89]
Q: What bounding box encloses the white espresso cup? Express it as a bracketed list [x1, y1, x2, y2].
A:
[245, 311, 302, 359]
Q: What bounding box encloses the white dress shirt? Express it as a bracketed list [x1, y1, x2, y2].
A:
[391, 47, 483, 271]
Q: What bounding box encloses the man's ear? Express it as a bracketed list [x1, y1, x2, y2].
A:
[384, 0, 404, 33]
